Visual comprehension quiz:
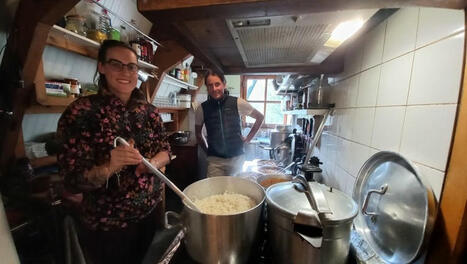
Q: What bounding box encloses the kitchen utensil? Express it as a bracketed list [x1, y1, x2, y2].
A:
[169, 131, 190, 145]
[352, 151, 437, 264]
[161, 176, 266, 264]
[113, 137, 200, 212]
[266, 178, 357, 264]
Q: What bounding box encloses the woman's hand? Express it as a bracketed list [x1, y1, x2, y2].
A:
[84, 139, 141, 187]
[109, 138, 142, 174]
[135, 151, 171, 177]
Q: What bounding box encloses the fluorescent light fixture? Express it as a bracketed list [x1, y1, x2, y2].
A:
[325, 19, 364, 48]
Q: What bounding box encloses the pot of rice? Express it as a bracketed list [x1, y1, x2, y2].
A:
[166, 176, 265, 264]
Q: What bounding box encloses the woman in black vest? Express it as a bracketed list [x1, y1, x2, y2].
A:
[195, 70, 264, 177]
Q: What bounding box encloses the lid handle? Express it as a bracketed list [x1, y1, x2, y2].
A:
[362, 184, 388, 216]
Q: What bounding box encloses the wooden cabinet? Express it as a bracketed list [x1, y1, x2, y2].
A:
[157, 107, 188, 134]
[167, 144, 198, 189]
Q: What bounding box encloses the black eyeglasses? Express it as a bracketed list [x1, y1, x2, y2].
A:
[105, 59, 139, 73]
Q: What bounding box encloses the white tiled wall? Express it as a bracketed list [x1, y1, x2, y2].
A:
[319, 8, 465, 201]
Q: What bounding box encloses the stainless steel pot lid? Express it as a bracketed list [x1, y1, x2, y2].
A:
[352, 151, 437, 264]
[266, 181, 357, 224]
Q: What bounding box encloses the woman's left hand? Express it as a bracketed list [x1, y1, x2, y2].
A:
[135, 157, 160, 176]
[135, 151, 170, 176]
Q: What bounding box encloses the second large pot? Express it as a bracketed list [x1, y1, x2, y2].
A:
[266, 181, 357, 264]
[180, 176, 265, 264]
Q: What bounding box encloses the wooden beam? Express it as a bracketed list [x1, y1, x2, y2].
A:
[426, 14, 467, 262]
[139, 0, 466, 22]
[138, 0, 267, 11]
[172, 21, 224, 74]
[149, 40, 190, 101]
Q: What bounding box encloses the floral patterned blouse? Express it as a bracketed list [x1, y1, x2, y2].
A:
[57, 89, 170, 231]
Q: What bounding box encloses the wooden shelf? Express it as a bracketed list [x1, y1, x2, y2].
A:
[163, 75, 198, 90]
[47, 25, 158, 70]
[157, 106, 187, 111]
[25, 104, 68, 114]
[30, 155, 57, 168]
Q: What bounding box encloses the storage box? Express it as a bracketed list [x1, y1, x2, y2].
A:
[177, 94, 191, 108]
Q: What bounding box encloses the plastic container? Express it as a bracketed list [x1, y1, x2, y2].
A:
[109, 28, 120, 41]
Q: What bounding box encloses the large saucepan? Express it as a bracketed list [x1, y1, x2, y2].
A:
[266, 176, 358, 264]
[161, 176, 266, 264]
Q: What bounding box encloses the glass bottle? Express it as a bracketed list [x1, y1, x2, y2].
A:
[65, 15, 87, 36]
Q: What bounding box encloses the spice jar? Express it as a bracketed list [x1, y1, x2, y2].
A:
[65, 78, 80, 98]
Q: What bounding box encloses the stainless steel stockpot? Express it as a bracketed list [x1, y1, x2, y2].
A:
[167, 176, 266, 264]
[266, 180, 358, 264]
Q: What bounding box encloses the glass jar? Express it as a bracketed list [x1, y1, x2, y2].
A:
[65, 15, 87, 36]
[120, 25, 129, 43]
[87, 29, 107, 43]
[64, 78, 80, 97]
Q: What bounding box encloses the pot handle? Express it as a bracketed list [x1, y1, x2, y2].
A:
[294, 211, 323, 249]
[158, 229, 185, 264]
[164, 211, 183, 229]
[296, 232, 322, 249]
[362, 184, 388, 216]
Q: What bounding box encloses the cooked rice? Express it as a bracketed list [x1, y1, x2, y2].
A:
[194, 192, 256, 215]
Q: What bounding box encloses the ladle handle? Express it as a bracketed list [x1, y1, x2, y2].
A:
[114, 137, 200, 212]
[293, 175, 332, 216]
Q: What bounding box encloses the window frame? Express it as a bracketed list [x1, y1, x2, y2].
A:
[240, 75, 286, 128]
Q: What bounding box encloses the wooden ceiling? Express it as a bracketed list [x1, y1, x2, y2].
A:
[138, 0, 466, 75]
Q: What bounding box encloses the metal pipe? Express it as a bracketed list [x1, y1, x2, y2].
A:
[304, 109, 333, 165]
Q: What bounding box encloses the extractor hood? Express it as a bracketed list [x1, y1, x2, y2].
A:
[226, 9, 378, 68]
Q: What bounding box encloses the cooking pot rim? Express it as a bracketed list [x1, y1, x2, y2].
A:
[182, 176, 266, 216]
[265, 182, 358, 224]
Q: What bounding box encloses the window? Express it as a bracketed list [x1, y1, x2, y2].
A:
[241, 76, 287, 127]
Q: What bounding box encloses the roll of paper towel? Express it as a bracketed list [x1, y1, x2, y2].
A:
[0, 197, 20, 264]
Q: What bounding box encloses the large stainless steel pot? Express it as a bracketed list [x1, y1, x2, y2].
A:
[266, 177, 357, 264]
[270, 125, 292, 148]
[164, 176, 266, 264]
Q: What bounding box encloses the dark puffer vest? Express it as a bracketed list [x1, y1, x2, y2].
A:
[202, 95, 244, 158]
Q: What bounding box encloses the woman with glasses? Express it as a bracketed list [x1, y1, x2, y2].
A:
[57, 40, 170, 264]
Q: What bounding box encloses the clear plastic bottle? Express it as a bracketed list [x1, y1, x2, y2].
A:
[97, 8, 111, 38]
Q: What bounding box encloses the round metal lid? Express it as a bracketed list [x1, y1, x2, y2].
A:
[266, 181, 357, 224]
[352, 152, 437, 264]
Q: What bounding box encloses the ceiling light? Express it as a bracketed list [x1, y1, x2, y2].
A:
[324, 19, 364, 48]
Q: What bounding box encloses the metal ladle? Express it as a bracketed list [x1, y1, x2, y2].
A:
[113, 137, 201, 212]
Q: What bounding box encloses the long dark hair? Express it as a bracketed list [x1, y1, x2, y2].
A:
[94, 40, 138, 95]
[204, 69, 226, 85]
